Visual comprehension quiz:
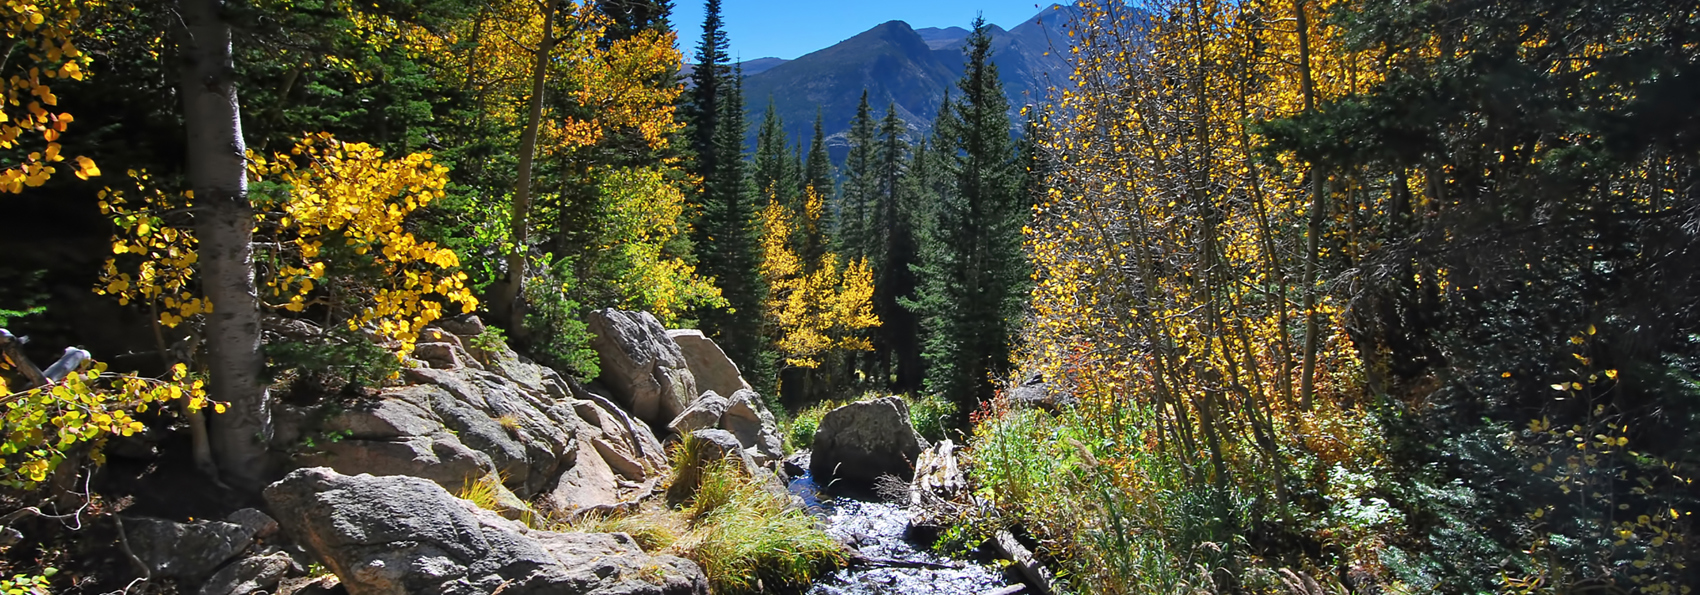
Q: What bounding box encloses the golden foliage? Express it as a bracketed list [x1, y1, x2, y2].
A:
[0, 0, 100, 193]
[1022, 0, 1380, 522]
[0, 360, 211, 488]
[758, 189, 880, 368]
[595, 166, 723, 323]
[98, 133, 476, 356]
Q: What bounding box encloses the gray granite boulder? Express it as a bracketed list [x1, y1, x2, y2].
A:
[264, 468, 707, 595]
[666, 329, 751, 397]
[811, 397, 929, 486]
[587, 309, 697, 424]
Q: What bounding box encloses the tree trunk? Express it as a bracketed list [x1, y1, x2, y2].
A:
[495, 0, 558, 335]
[1294, 0, 1324, 410]
[176, 0, 271, 491]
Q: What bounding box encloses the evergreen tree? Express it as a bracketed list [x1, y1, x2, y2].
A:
[752, 98, 798, 207]
[800, 111, 833, 265]
[905, 18, 1028, 408]
[870, 104, 922, 390]
[686, 0, 729, 173]
[697, 63, 765, 375]
[839, 91, 877, 262]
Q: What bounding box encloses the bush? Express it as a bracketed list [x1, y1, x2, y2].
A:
[265, 326, 401, 394]
[782, 399, 845, 451]
[520, 254, 599, 380]
[904, 392, 957, 442]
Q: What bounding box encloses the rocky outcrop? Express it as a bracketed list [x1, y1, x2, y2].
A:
[811, 397, 929, 486]
[274, 316, 671, 516]
[197, 552, 295, 595]
[721, 390, 783, 464]
[1004, 373, 1076, 412]
[587, 309, 698, 425]
[124, 516, 257, 582]
[663, 388, 784, 466]
[265, 468, 707, 595]
[666, 329, 751, 397]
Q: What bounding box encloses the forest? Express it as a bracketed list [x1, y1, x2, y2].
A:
[0, 0, 1695, 593]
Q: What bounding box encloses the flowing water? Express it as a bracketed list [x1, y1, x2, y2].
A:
[789, 471, 1017, 595]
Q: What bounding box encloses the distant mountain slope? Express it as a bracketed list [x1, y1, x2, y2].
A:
[680, 57, 790, 84]
[740, 4, 1088, 161]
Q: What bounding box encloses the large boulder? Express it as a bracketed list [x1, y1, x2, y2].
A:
[666, 330, 751, 397]
[810, 397, 929, 486]
[275, 322, 671, 515]
[721, 390, 783, 465]
[665, 392, 731, 437]
[265, 468, 707, 595]
[122, 516, 256, 582]
[587, 309, 698, 425]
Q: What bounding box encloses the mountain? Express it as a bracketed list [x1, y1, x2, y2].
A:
[740, 4, 1087, 162]
[680, 57, 791, 84]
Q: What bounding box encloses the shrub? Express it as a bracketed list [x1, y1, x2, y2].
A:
[519, 254, 599, 379]
[782, 399, 846, 451]
[671, 457, 844, 593]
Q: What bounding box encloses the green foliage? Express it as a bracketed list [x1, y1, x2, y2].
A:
[673, 457, 845, 594]
[0, 568, 54, 595]
[265, 326, 401, 391]
[782, 399, 846, 452]
[520, 254, 599, 379]
[902, 392, 957, 443]
[905, 18, 1028, 408]
[0, 269, 47, 328]
[467, 326, 507, 355]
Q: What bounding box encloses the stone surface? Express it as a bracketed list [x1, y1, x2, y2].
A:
[412, 342, 467, 370]
[1004, 373, 1076, 412]
[227, 509, 280, 540]
[665, 392, 730, 437]
[666, 329, 751, 397]
[587, 309, 698, 424]
[265, 468, 707, 595]
[543, 441, 620, 513]
[198, 552, 295, 595]
[434, 315, 486, 338]
[811, 397, 929, 486]
[123, 517, 254, 582]
[721, 389, 783, 465]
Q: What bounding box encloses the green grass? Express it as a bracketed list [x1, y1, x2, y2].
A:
[561, 433, 845, 594]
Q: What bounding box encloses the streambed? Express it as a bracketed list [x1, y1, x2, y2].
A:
[789, 471, 1017, 595]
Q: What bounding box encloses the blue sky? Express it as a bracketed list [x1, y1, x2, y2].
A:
[669, 1, 1054, 61]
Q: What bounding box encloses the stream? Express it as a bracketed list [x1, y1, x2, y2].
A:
[788, 470, 1018, 594]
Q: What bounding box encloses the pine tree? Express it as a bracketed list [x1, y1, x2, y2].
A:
[697, 63, 765, 375]
[801, 111, 833, 265]
[869, 103, 922, 390]
[752, 98, 798, 208]
[839, 91, 877, 262]
[906, 18, 1028, 408]
[686, 0, 729, 174]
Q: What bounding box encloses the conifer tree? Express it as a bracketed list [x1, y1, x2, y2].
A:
[839, 91, 877, 262]
[906, 18, 1028, 408]
[870, 104, 921, 390]
[801, 111, 833, 265]
[753, 98, 798, 208]
[697, 63, 765, 374]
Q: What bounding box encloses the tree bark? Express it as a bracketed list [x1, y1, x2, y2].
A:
[176, 0, 271, 491]
[495, 0, 558, 335]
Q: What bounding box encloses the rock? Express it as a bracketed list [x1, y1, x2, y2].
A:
[435, 315, 486, 338]
[665, 392, 730, 436]
[123, 517, 254, 582]
[1005, 373, 1076, 412]
[265, 468, 707, 595]
[666, 329, 751, 397]
[298, 433, 498, 494]
[572, 395, 669, 476]
[198, 552, 294, 595]
[811, 397, 929, 486]
[227, 509, 280, 540]
[783, 452, 810, 478]
[544, 440, 621, 512]
[412, 342, 467, 370]
[275, 575, 343, 595]
[721, 389, 783, 465]
[586, 309, 698, 424]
